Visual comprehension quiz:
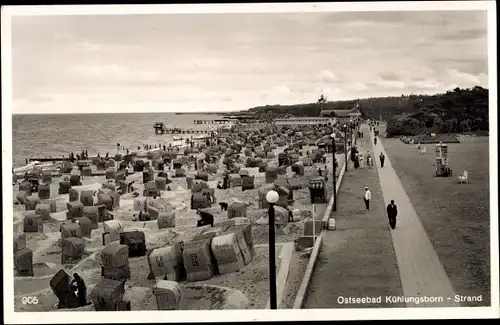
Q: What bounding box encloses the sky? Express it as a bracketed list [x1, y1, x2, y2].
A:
[9, 9, 489, 114]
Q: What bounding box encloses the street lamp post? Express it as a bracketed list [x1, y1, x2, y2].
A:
[343, 124, 348, 172]
[266, 190, 279, 310]
[330, 133, 337, 212]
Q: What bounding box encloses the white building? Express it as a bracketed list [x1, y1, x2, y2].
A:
[274, 117, 336, 126]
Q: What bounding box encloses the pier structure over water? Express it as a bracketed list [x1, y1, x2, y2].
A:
[154, 121, 224, 135]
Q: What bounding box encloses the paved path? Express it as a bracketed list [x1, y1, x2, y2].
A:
[304, 129, 404, 309]
[369, 124, 460, 307]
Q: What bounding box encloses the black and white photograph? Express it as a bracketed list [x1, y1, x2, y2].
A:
[2, 2, 498, 323]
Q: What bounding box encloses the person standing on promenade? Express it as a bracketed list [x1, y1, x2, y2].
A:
[387, 200, 398, 229]
[363, 186, 371, 211]
[379, 153, 385, 167]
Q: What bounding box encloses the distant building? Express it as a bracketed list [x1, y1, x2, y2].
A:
[320, 110, 335, 117]
[233, 122, 270, 131]
[331, 105, 362, 125]
[274, 116, 336, 126]
[332, 110, 352, 125]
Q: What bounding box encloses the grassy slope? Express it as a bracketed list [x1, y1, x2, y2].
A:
[380, 127, 491, 306]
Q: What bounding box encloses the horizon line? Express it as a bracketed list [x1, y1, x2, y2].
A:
[10, 84, 489, 115]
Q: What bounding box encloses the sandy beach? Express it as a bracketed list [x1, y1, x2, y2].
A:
[13, 132, 344, 311]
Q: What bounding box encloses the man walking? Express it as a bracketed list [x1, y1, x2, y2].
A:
[387, 200, 398, 229]
[363, 186, 371, 211]
[379, 153, 385, 168]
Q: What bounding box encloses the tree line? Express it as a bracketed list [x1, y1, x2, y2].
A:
[383, 86, 488, 136]
[243, 86, 488, 136]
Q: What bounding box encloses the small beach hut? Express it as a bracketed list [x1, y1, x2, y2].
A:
[227, 202, 247, 219]
[191, 192, 211, 210]
[158, 211, 176, 229]
[174, 168, 185, 178]
[120, 231, 146, 258]
[211, 233, 245, 274]
[144, 181, 160, 197]
[14, 247, 33, 276]
[265, 166, 278, 183]
[182, 237, 216, 282]
[91, 278, 126, 311]
[258, 162, 268, 172]
[69, 188, 79, 202]
[83, 206, 99, 229]
[35, 203, 51, 221]
[103, 220, 123, 244]
[75, 217, 93, 238]
[61, 237, 86, 264]
[69, 174, 82, 186]
[133, 160, 145, 172]
[191, 179, 209, 193]
[241, 175, 255, 191]
[67, 201, 84, 219]
[25, 195, 41, 211]
[58, 181, 72, 194]
[195, 171, 209, 182]
[153, 280, 184, 310]
[101, 242, 130, 280]
[257, 184, 275, 209]
[41, 170, 52, 183]
[228, 174, 242, 188]
[149, 243, 185, 281]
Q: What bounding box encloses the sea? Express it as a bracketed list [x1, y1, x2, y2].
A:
[12, 113, 225, 168]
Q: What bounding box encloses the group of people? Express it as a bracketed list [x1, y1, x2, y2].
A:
[57, 150, 89, 163]
[353, 151, 372, 169]
[54, 272, 87, 308]
[363, 187, 398, 229]
[351, 151, 385, 169]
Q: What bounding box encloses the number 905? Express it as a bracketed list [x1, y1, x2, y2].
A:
[22, 296, 38, 305]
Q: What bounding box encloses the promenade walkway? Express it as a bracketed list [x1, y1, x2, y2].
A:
[369, 125, 460, 307]
[304, 127, 404, 309]
[304, 124, 460, 309]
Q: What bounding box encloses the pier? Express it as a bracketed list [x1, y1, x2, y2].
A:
[156, 128, 216, 134]
[153, 122, 221, 135]
[26, 155, 148, 163]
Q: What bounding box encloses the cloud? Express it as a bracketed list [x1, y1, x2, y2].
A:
[74, 41, 102, 51]
[25, 94, 54, 103]
[347, 82, 369, 91]
[412, 80, 442, 90]
[312, 70, 339, 84]
[329, 37, 366, 45]
[379, 72, 401, 81]
[54, 32, 71, 40]
[11, 12, 489, 114]
[178, 57, 223, 71]
[370, 79, 406, 90]
[323, 11, 452, 27]
[71, 64, 163, 83]
[436, 28, 487, 41]
[447, 68, 481, 85]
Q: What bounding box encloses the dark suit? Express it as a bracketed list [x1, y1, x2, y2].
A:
[387, 204, 397, 229]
